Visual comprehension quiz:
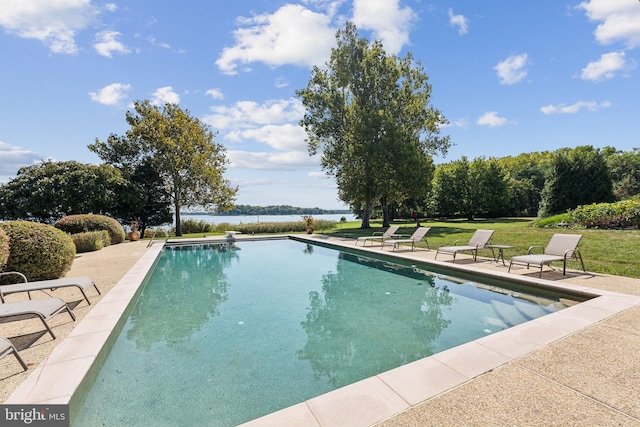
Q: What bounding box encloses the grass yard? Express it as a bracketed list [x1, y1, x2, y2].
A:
[323, 218, 640, 279]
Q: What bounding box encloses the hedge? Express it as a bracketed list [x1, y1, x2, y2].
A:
[0, 220, 76, 281]
[55, 214, 126, 244]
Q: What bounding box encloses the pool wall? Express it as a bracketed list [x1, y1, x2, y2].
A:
[6, 235, 639, 427]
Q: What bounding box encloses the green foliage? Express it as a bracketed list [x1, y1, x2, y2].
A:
[72, 230, 111, 253]
[603, 147, 640, 200]
[497, 152, 554, 217]
[171, 220, 337, 235]
[179, 218, 215, 234]
[0, 220, 76, 281]
[296, 22, 449, 228]
[88, 138, 173, 235]
[538, 146, 614, 218]
[430, 157, 509, 219]
[101, 100, 238, 236]
[0, 228, 9, 270]
[0, 160, 128, 223]
[531, 213, 572, 228]
[569, 199, 640, 229]
[55, 214, 126, 244]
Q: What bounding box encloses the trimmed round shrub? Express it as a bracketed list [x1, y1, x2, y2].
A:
[0, 227, 9, 270]
[55, 214, 125, 244]
[72, 230, 110, 253]
[0, 220, 76, 281]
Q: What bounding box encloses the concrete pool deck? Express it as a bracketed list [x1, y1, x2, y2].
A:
[1, 235, 639, 426]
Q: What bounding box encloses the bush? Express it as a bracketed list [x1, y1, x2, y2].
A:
[0, 220, 76, 281]
[55, 214, 126, 244]
[72, 230, 110, 253]
[178, 218, 215, 234]
[0, 228, 9, 270]
[168, 219, 338, 236]
[532, 213, 573, 228]
[569, 199, 640, 229]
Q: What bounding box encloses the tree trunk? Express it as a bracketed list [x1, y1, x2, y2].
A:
[381, 198, 390, 227]
[360, 200, 373, 228]
[174, 200, 182, 236]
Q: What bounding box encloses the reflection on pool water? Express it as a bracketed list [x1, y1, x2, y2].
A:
[72, 239, 581, 426]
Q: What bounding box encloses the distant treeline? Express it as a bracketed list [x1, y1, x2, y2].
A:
[186, 205, 351, 216]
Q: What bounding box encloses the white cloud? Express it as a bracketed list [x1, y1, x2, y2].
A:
[227, 150, 318, 171]
[88, 83, 132, 105]
[477, 112, 508, 127]
[203, 98, 305, 130]
[227, 124, 308, 151]
[275, 77, 289, 88]
[0, 0, 98, 54]
[540, 100, 612, 114]
[352, 0, 416, 53]
[0, 141, 44, 176]
[94, 30, 130, 57]
[205, 98, 311, 171]
[150, 86, 180, 105]
[216, 4, 336, 75]
[448, 8, 468, 35]
[494, 53, 529, 85]
[578, 0, 640, 48]
[580, 51, 635, 81]
[205, 88, 224, 100]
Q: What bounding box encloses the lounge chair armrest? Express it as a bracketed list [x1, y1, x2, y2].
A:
[0, 272, 27, 283]
[453, 239, 463, 246]
[475, 241, 489, 249]
[371, 231, 384, 236]
[527, 245, 543, 255]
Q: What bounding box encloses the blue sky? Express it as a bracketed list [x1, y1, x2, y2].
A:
[0, 1, 638, 210]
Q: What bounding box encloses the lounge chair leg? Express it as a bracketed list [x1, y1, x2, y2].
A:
[80, 289, 91, 305]
[13, 348, 28, 371]
[38, 316, 57, 340]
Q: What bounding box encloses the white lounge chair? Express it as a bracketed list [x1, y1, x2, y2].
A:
[0, 272, 100, 305]
[382, 227, 431, 251]
[356, 225, 400, 246]
[435, 230, 495, 262]
[0, 337, 28, 371]
[0, 297, 75, 339]
[508, 233, 586, 277]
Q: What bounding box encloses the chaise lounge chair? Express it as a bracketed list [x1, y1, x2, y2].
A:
[435, 229, 495, 262]
[508, 233, 586, 277]
[0, 272, 100, 305]
[0, 298, 75, 340]
[0, 337, 28, 371]
[356, 225, 400, 246]
[382, 227, 431, 251]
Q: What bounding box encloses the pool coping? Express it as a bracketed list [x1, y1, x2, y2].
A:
[6, 235, 640, 427]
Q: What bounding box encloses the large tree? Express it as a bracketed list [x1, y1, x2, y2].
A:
[90, 100, 237, 236]
[296, 22, 449, 228]
[430, 157, 509, 219]
[603, 147, 640, 200]
[0, 161, 128, 223]
[89, 134, 172, 236]
[538, 146, 614, 218]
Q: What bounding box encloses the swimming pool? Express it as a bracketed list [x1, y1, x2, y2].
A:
[69, 238, 584, 426]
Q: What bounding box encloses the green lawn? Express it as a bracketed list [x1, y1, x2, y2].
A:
[324, 218, 640, 279]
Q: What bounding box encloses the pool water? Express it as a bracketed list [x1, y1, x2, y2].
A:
[72, 239, 572, 426]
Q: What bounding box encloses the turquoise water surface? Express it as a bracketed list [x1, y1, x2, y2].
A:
[72, 239, 572, 426]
